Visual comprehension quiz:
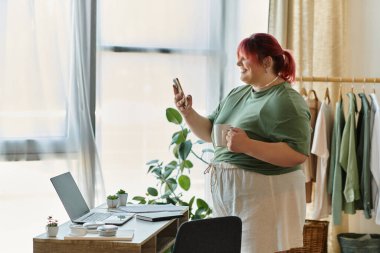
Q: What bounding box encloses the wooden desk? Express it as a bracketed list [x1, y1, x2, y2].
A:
[33, 209, 188, 253]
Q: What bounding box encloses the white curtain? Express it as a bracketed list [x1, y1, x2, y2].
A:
[0, 0, 104, 207]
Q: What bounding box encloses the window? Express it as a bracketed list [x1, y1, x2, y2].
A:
[0, 0, 75, 157]
[0, 1, 76, 252]
[96, 0, 269, 200]
[0, 1, 269, 252]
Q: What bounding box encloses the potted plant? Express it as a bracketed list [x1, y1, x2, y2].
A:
[117, 189, 128, 206]
[131, 108, 213, 220]
[107, 195, 119, 208]
[46, 216, 59, 237]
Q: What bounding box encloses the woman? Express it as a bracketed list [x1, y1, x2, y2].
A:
[173, 33, 311, 253]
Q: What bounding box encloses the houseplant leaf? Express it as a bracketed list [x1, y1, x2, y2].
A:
[183, 160, 193, 168]
[166, 108, 182, 125]
[171, 131, 186, 145]
[178, 175, 191, 191]
[147, 187, 158, 196]
[179, 140, 192, 160]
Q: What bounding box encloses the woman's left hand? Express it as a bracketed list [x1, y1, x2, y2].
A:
[226, 127, 250, 153]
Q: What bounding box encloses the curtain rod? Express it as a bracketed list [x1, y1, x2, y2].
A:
[295, 76, 380, 83]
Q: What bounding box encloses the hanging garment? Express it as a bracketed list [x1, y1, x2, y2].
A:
[369, 93, 377, 214]
[369, 93, 380, 224]
[328, 99, 345, 225]
[310, 101, 333, 219]
[340, 93, 360, 214]
[356, 93, 372, 218]
[304, 91, 321, 203]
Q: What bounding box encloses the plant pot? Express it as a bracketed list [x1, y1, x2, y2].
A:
[46, 226, 59, 237]
[107, 198, 118, 208]
[118, 193, 128, 206]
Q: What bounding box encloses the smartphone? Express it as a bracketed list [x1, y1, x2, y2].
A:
[173, 78, 187, 107]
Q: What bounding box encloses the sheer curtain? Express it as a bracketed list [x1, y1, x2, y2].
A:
[71, 0, 105, 208]
[0, 0, 104, 252]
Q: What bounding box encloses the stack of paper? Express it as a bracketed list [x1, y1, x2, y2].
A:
[64, 229, 134, 241]
[118, 204, 187, 213]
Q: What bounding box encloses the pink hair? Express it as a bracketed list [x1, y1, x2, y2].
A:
[237, 33, 296, 83]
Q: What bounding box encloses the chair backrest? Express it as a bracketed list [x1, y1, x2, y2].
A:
[172, 216, 242, 253]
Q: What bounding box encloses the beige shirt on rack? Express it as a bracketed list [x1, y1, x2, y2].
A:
[303, 91, 321, 203]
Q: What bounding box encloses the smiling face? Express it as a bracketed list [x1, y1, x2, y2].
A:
[236, 52, 266, 85]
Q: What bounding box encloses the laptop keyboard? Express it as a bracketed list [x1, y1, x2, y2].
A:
[82, 212, 112, 222]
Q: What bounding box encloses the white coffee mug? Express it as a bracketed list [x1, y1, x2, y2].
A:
[213, 124, 232, 147]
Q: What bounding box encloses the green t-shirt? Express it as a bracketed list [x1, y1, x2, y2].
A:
[208, 82, 311, 175]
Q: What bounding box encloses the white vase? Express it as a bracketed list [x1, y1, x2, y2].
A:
[117, 193, 128, 206]
[107, 198, 118, 208]
[46, 226, 59, 237]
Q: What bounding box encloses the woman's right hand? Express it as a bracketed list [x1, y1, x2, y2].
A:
[173, 84, 193, 117]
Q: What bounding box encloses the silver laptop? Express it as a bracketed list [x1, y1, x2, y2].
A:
[50, 172, 133, 225]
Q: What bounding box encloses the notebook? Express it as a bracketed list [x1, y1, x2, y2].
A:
[136, 211, 184, 222]
[50, 172, 134, 225]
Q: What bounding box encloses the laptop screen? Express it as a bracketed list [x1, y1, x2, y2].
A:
[50, 172, 90, 221]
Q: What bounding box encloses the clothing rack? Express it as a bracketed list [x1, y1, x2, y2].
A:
[295, 76, 380, 83]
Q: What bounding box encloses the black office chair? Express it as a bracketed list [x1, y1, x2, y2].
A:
[172, 216, 242, 253]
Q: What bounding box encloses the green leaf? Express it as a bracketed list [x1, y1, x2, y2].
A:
[165, 161, 177, 170]
[183, 160, 193, 168]
[163, 167, 175, 179]
[196, 198, 209, 209]
[146, 159, 159, 165]
[171, 131, 185, 145]
[182, 128, 189, 139]
[147, 165, 154, 172]
[201, 148, 214, 153]
[147, 187, 158, 196]
[178, 175, 191, 191]
[148, 199, 157, 204]
[189, 196, 195, 208]
[165, 178, 177, 192]
[132, 196, 146, 204]
[166, 108, 182, 125]
[173, 144, 180, 159]
[152, 168, 162, 177]
[166, 197, 177, 205]
[179, 140, 192, 160]
[178, 199, 188, 206]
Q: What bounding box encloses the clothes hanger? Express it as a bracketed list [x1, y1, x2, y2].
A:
[299, 76, 307, 97]
[307, 89, 319, 101]
[304, 75, 319, 101]
[300, 87, 307, 97]
[324, 87, 331, 104]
